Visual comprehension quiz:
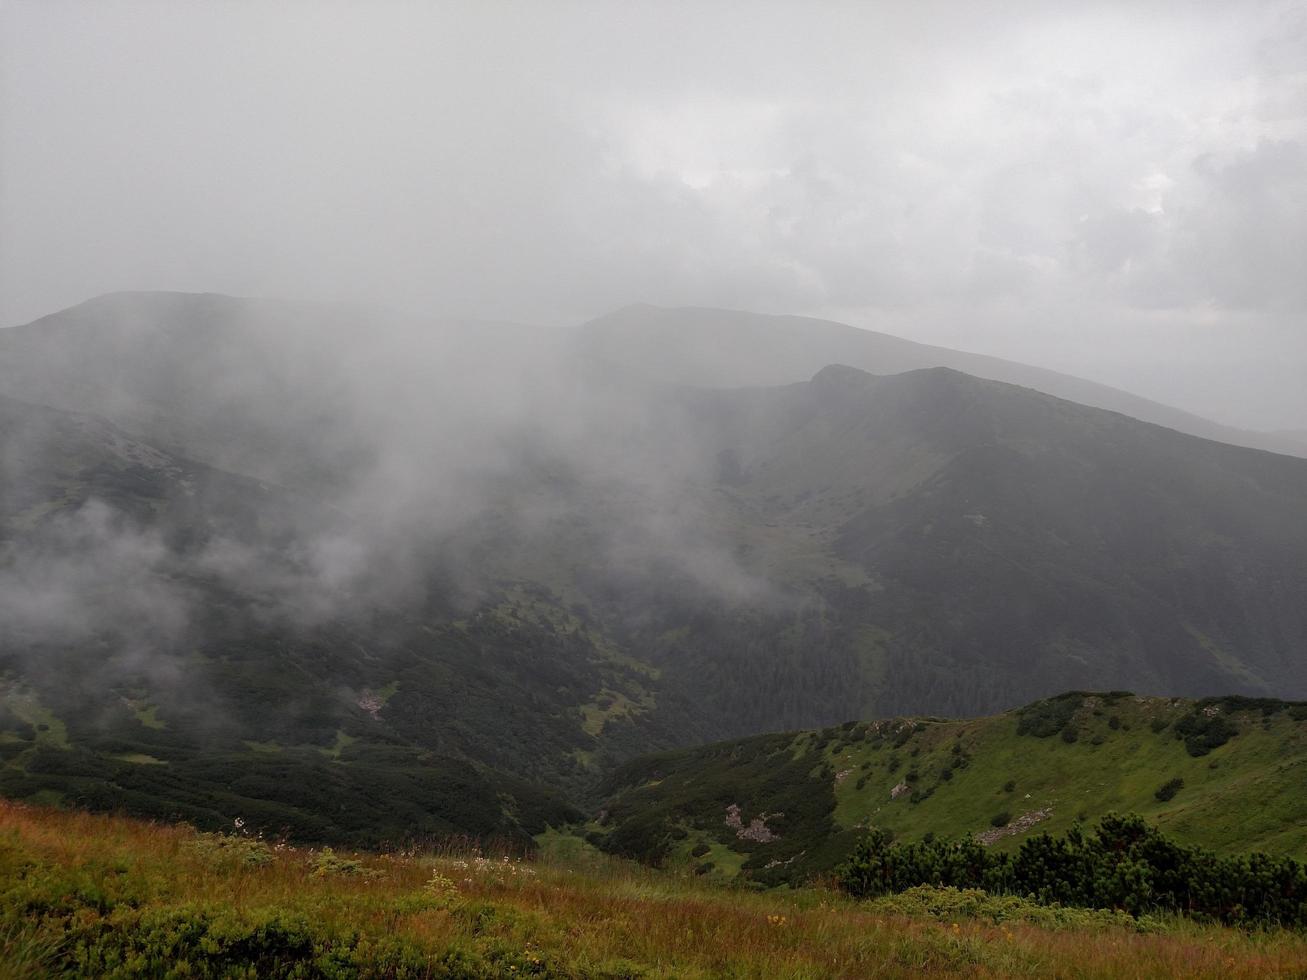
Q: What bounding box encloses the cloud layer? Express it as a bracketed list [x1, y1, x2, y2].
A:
[2, 0, 1304, 428]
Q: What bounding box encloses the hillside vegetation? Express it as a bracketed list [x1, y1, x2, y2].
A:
[595, 693, 1307, 887]
[5, 293, 1307, 848]
[4, 801, 1307, 978]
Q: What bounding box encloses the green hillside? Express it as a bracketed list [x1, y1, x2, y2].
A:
[593, 692, 1307, 887]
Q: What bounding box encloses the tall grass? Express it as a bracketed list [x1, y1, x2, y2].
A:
[2, 799, 1306, 977]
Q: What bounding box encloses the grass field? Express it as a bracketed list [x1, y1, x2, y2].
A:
[3, 800, 1307, 977]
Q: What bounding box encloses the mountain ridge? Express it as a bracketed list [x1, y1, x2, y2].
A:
[7, 292, 1302, 461]
[579, 303, 1307, 458]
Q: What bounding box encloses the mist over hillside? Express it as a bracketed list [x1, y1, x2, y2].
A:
[6, 8, 1307, 969]
[2, 291, 1306, 839]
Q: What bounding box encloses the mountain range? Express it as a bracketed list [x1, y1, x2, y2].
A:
[1, 291, 1305, 845]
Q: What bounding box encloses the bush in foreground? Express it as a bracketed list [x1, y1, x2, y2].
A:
[836, 814, 1307, 928]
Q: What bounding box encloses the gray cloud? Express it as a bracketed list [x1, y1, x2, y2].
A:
[1, 0, 1304, 429]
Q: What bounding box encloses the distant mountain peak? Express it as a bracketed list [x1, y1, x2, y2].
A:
[810, 363, 876, 388]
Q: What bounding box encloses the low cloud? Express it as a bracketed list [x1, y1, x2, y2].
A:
[1, 3, 1304, 426]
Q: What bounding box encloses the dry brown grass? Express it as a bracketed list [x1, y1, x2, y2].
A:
[3, 799, 1307, 977]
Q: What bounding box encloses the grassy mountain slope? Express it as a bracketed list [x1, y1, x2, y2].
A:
[9, 802, 1307, 978]
[579, 304, 1307, 458]
[594, 693, 1307, 887]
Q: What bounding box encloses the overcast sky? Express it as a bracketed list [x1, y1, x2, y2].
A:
[2, 1, 1305, 430]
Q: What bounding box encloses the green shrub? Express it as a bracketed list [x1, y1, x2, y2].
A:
[310, 846, 381, 879]
[1016, 696, 1081, 738]
[44, 902, 507, 977]
[1174, 711, 1237, 757]
[424, 871, 460, 900]
[836, 813, 1307, 928]
[1154, 778, 1184, 802]
[866, 886, 1158, 932]
[187, 832, 273, 870]
[594, 957, 652, 978]
[990, 812, 1011, 828]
